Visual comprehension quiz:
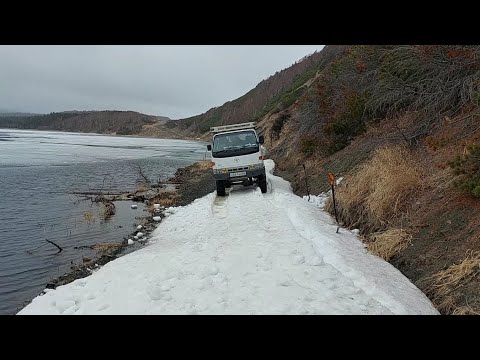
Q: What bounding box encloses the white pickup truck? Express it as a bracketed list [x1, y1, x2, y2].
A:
[206, 122, 267, 196]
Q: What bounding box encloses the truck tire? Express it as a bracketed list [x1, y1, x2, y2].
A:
[258, 175, 267, 194]
[216, 180, 226, 196]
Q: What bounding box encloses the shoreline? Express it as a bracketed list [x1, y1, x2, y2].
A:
[15, 160, 215, 314]
[0, 127, 203, 142]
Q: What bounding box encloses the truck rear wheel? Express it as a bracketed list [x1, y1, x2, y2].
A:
[216, 180, 226, 196]
[258, 175, 267, 194]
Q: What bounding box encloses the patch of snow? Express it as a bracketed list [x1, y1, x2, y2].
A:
[153, 216, 161, 221]
[131, 204, 138, 209]
[303, 193, 330, 209]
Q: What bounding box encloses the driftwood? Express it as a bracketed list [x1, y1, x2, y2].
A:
[26, 238, 63, 255]
[70, 191, 123, 196]
[45, 239, 63, 253]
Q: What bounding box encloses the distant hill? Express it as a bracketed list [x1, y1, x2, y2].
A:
[0, 112, 42, 117]
[0, 110, 170, 135]
[168, 46, 348, 135]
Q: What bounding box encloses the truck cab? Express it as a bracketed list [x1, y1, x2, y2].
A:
[206, 122, 267, 196]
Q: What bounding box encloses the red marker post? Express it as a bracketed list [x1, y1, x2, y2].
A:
[328, 172, 340, 233]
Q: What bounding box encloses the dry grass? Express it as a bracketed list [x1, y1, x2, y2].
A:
[148, 192, 179, 210]
[196, 160, 213, 171]
[435, 296, 457, 314]
[83, 211, 95, 223]
[420, 250, 480, 314]
[367, 228, 413, 261]
[92, 243, 123, 253]
[99, 201, 116, 220]
[427, 250, 480, 299]
[452, 306, 480, 315]
[135, 185, 148, 193]
[328, 145, 423, 231]
[159, 197, 177, 207]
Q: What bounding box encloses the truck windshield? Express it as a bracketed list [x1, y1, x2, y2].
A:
[212, 130, 259, 158]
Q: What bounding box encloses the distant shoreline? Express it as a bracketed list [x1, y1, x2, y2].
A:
[0, 127, 205, 143]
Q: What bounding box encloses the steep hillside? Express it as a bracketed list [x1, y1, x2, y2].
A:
[168, 46, 349, 135]
[0, 111, 170, 135]
[177, 45, 480, 314]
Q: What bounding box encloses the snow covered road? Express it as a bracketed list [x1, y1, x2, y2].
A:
[18, 160, 438, 315]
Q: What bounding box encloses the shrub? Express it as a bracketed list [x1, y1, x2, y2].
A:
[300, 137, 318, 157]
[116, 128, 134, 135]
[271, 112, 290, 140]
[324, 92, 369, 153]
[449, 144, 480, 197]
[165, 120, 178, 129]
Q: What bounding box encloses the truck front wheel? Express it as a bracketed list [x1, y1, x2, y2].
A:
[216, 180, 226, 196]
[258, 175, 267, 194]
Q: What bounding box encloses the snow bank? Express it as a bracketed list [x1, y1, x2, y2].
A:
[303, 193, 330, 209]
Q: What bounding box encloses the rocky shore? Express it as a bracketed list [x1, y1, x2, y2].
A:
[35, 161, 215, 294]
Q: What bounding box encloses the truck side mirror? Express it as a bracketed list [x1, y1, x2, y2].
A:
[259, 135, 264, 144]
[207, 144, 212, 151]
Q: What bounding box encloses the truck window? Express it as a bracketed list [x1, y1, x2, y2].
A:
[212, 130, 259, 158]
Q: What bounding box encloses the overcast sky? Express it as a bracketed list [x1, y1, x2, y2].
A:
[0, 45, 324, 119]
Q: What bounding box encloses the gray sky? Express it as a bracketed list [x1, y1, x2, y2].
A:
[0, 45, 324, 119]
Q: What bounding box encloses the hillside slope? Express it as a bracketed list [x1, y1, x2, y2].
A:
[172, 45, 480, 314]
[168, 46, 349, 135]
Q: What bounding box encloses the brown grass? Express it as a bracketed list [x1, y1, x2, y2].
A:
[452, 306, 480, 315]
[148, 192, 179, 211]
[159, 197, 177, 207]
[196, 160, 213, 171]
[435, 296, 457, 314]
[327, 145, 423, 231]
[83, 211, 95, 223]
[92, 243, 123, 253]
[427, 250, 480, 299]
[135, 185, 148, 193]
[367, 228, 413, 261]
[99, 201, 116, 220]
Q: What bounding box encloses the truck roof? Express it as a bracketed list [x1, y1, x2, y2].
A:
[210, 122, 256, 134]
